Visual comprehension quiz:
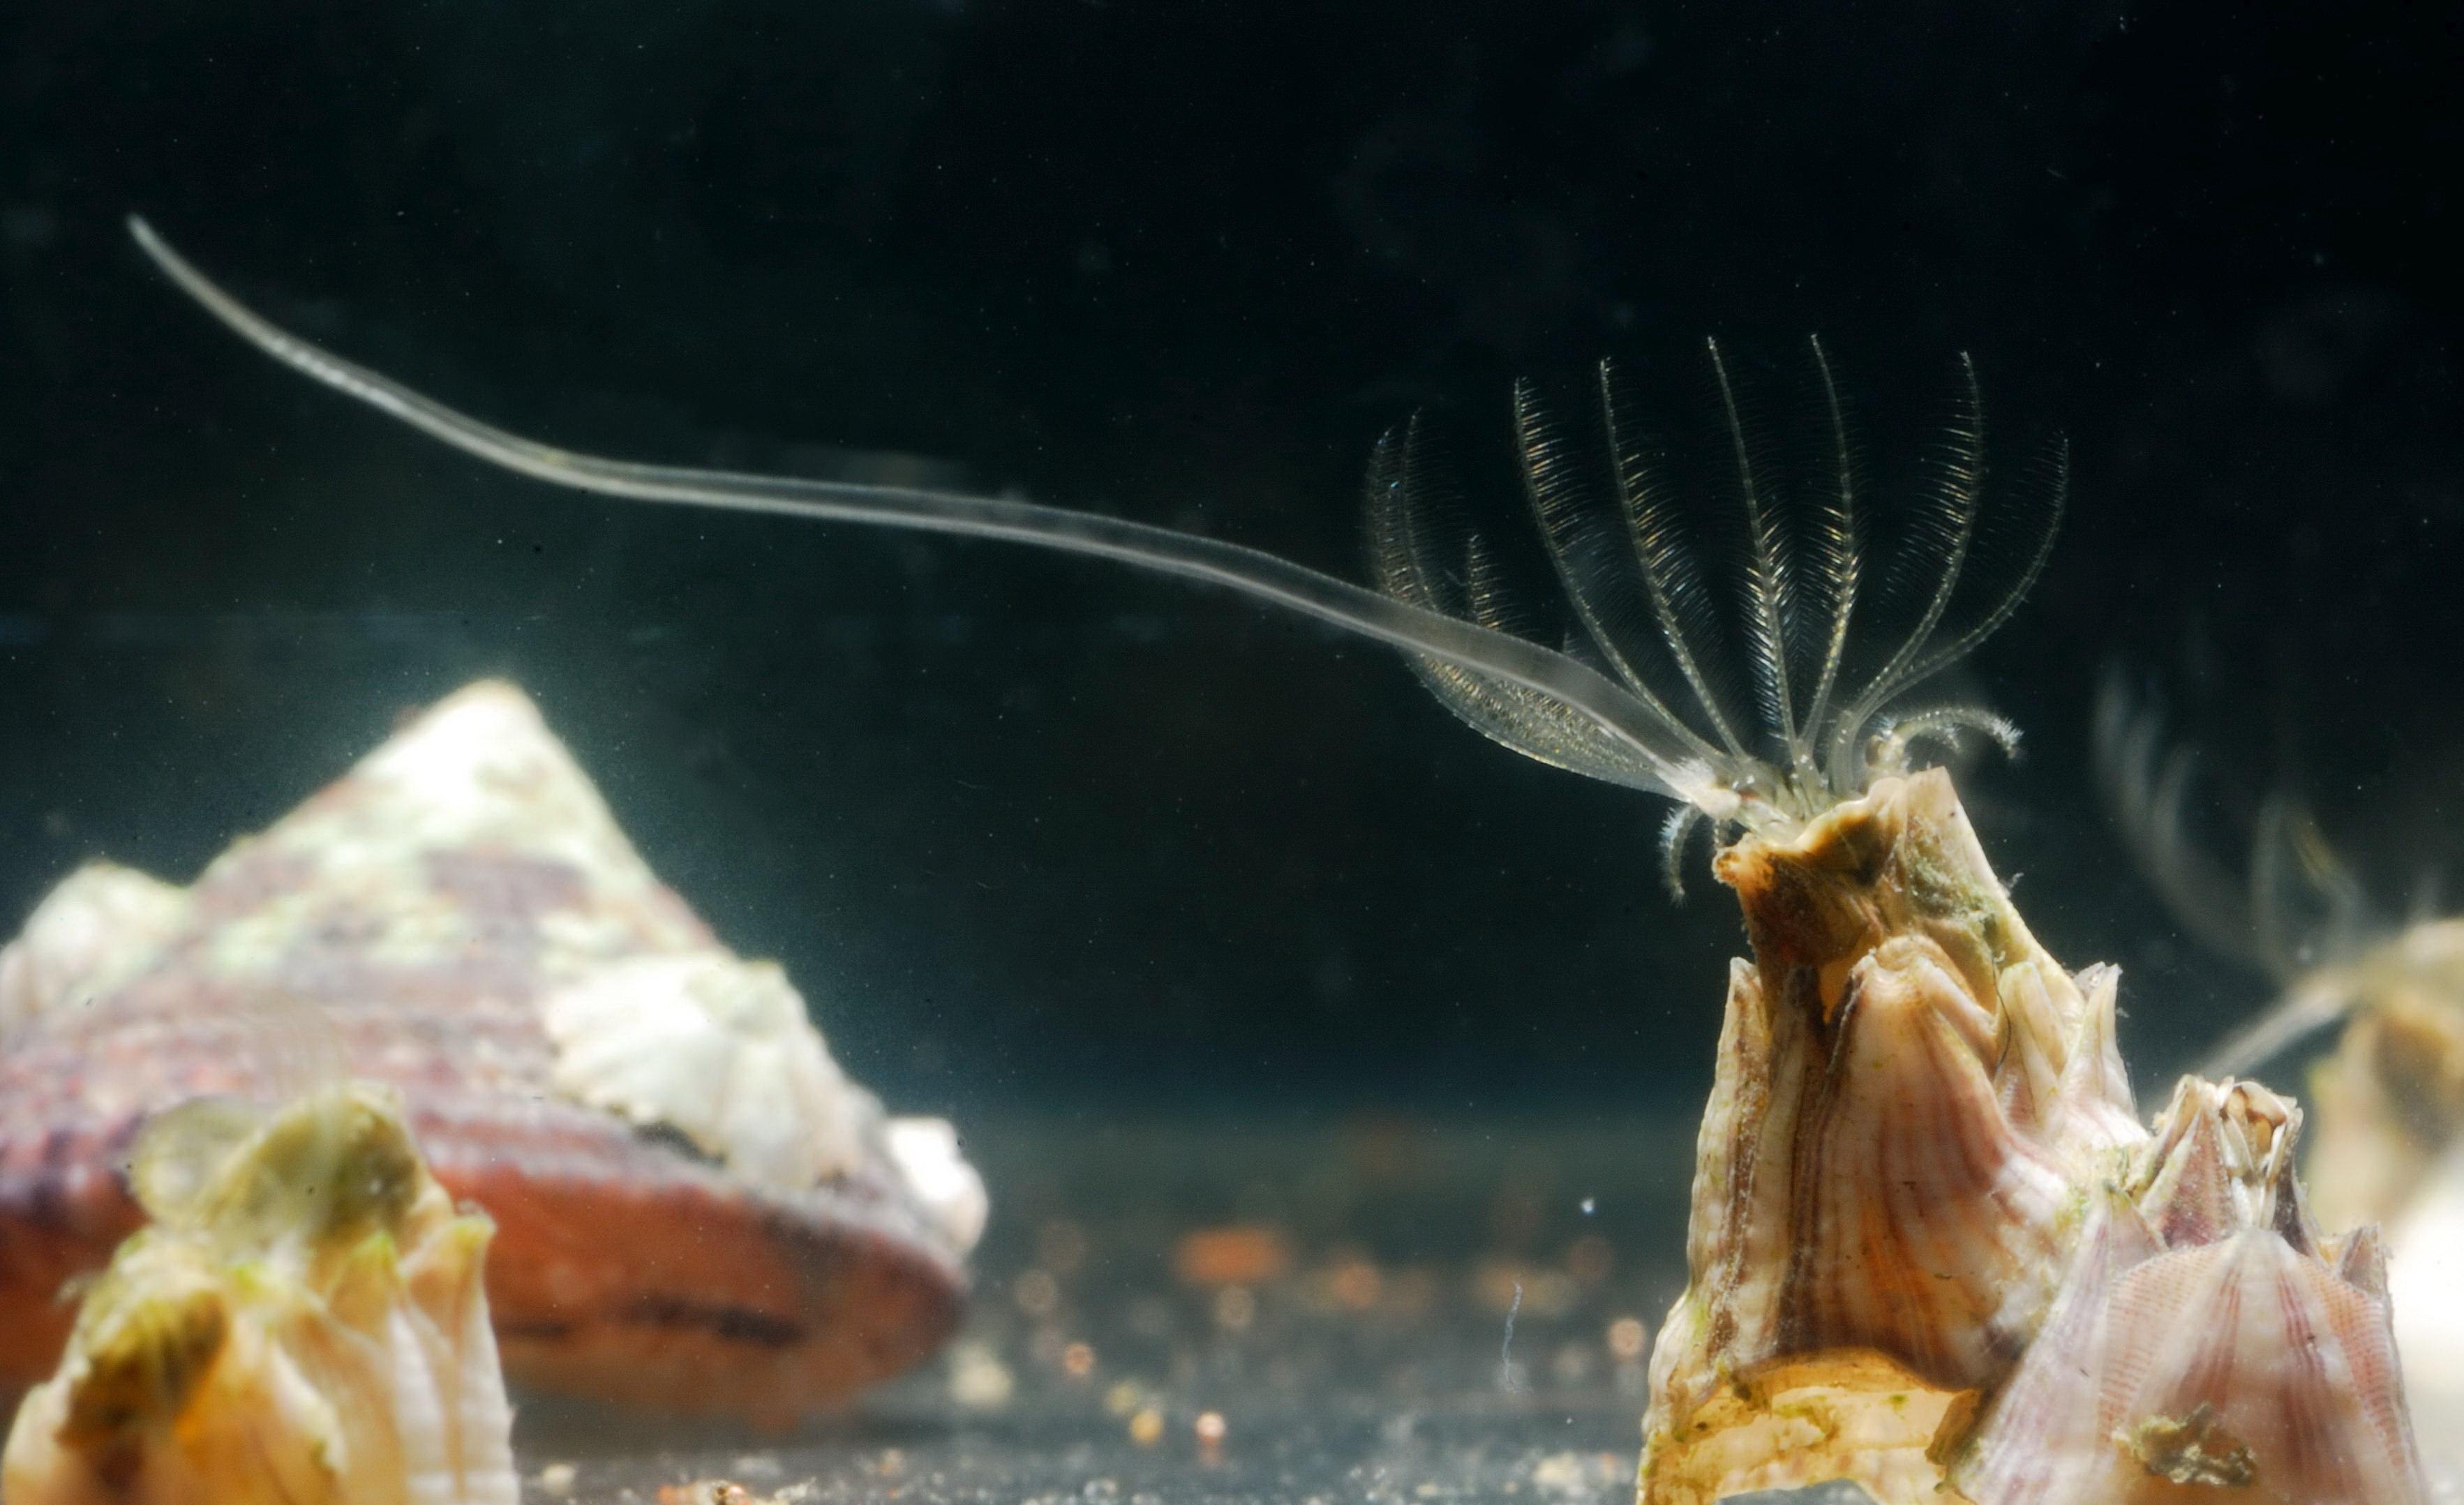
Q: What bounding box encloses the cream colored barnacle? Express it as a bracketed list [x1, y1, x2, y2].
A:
[1, 1081, 516, 1505]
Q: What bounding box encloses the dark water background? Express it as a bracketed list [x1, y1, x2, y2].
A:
[3, 1, 2460, 1123]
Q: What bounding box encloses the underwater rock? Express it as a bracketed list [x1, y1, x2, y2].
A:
[1952, 1077, 2427, 1505]
[1, 1081, 518, 1505]
[0, 680, 983, 1419]
[1639, 770, 2146, 1505]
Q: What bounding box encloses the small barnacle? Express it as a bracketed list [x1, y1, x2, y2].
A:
[1953, 1079, 2427, 1505]
[0, 1081, 517, 1505]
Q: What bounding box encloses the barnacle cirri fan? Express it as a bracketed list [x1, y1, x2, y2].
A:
[0, 1081, 517, 1505]
[1359, 352, 2109, 1502]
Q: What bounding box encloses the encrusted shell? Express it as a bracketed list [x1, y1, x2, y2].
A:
[1640, 771, 2147, 1505]
[0, 681, 985, 1418]
[1953, 1077, 2428, 1505]
[0, 864, 188, 1039]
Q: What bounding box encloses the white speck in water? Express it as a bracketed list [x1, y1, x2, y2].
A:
[1498, 1281, 1528, 1394]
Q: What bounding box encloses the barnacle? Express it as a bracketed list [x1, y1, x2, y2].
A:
[0, 1081, 518, 1505]
[2095, 673, 2464, 1227]
[2099, 675, 2464, 1477]
[1952, 1078, 2427, 1504]
[1636, 770, 2145, 1504]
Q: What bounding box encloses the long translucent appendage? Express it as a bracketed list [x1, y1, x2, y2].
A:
[128, 216, 1718, 802]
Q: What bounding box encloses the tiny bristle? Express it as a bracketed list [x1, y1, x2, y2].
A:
[1658, 804, 1703, 902]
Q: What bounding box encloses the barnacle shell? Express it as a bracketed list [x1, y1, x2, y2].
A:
[881, 1115, 991, 1253]
[2297, 920, 2464, 1233]
[1639, 771, 2146, 1505]
[2237, 921, 2464, 1483]
[0, 1081, 517, 1505]
[0, 681, 982, 1418]
[1952, 1077, 2428, 1504]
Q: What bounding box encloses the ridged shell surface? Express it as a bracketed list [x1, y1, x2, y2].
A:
[1640, 772, 2146, 1505]
[1955, 1077, 2427, 1505]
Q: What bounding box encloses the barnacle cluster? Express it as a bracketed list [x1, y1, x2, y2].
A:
[119, 220, 2436, 1504]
